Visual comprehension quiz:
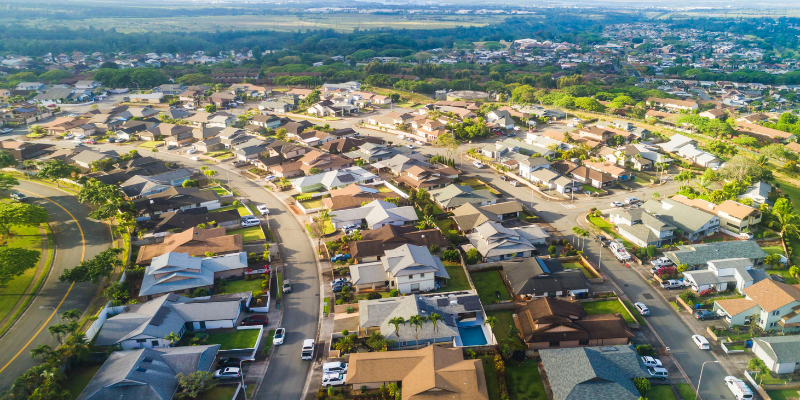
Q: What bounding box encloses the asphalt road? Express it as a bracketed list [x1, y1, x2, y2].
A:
[0, 181, 111, 390]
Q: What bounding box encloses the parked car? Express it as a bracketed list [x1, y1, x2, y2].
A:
[241, 315, 269, 326]
[187, 148, 197, 154]
[344, 228, 360, 236]
[283, 279, 292, 293]
[301, 339, 315, 360]
[624, 197, 640, 205]
[406, 144, 414, 149]
[263, 175, 276, 182]
[634, 302, 650, 316]
[725, 376, 754, 400]
[257, 205, 269, 215]
[10, 193, 27, 202]
[107, 137, 116, 143]
[500, 175, 508, 181]
[510, 180, 518, 187]
[693, 310, 720, 321]
[0, 128, 12, 134]
[323, 361, 348, 374]
[218, 358, 242, 369]
[330, 278, 350, 287]
[322, 373, 347, 387]
[341, 223, 359, 231]
[472, 161, 484, 168]
[273, 328, 285, 345]
[610, 201, 624, 207]
[651, 257, 674, 268]
[660, 279, 683, 290]
[213, 367, 241, 380]
[692, 334, 710, 350]
[73, 142, 84, 148]
[647, 366, 668, 380]
[331, 281, 352, 292]
[331, 253, 351, 262]
[63, 133, 74, 140]
[74, 134, 85, 140]
[83, 139, 97, 144]
[641, 356, 662, 368]
[241, 217, 261, 228]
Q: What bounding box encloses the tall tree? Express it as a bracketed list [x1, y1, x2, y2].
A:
[0, 150, 17, 168]
[175, 371, 217, 400]
[773, 198, 799, 239]
[36, 160, 79, 187]
[388, 316, 405, 340]
[0, 247, 40, 284]
[408, 315, 425, 348]
[427, 313, 443, 334]
[59, 247, 123, 284]
[0, 202, 48, 236]
[0, 173, 19, 190]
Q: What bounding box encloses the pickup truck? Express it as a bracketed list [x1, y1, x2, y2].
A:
[651, 257, 674, 269]
[282, 279, 292, 293]
[660, 279, 683, 290]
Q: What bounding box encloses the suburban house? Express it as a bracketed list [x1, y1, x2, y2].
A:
[450, 201, 523, 232]
[330, 200, 417, 230]
[344, 142, 409, 164]
[356, 290, 491, 347]
[135, 227, 243, 265]
[320, 184, 396, 211]
[429, 184, 496, 211]
[569, 166, 616, 189]
[608, 208, 676, 248]
[737, 121, 796, 142]
[578, 126, 615, 144]
[349, 244, 449, 294]
[393, 165, 456, 190]
[683, 258, 768, 294]
[752, 336, 800, 374]
[307, 100, 357, 117]
[612, 144, 673, 170]
[582, 161, 632, 181]
[139, 252, 249, 299]
[664, 241, 768, 269]
[349, 225, 448, 263]
[714, 279, 800, 333]
[76, 345, 220, 400]
[153, 83, 188, 95]
[344, 345, 489, 400]
[486, 109, 516, 129]
[657, 134, 720, 168]
[465, 221, 549, 262]
[642, 198, 719, 242]
[140, 207, 241, 236]
[120, 169, 193, 199]
[250, 114, 283, 130]
[410, 118, 447, 142]
[647, 97, 699, 111]
[291, 166, 378, 193]
[94, 293, 247, 349]
[141, 123, 194, 143]
[539, 345, 650, 400]
[502, 258, 590, 299]
[739, 181, 772, 206]
[259, 100, 294, 113]
[671, 195, 762, 235]
[134, 187, 222, 221]
[515, 297, 634, 350]
[529, 168, 580, 194]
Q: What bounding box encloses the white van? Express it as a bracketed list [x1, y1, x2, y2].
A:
[647, 366, 668, 380]
[692, 334, 710, 350]
[725, 376, 753, 400]
[323, 361, 348, 374]
[301, 339, 315, 360]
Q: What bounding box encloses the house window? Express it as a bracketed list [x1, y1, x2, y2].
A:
[419, 273, 424, 278]
[136, 339, 147, 343]
[549, 341, 560, 347]
[579, 340, 589, 345]
[770, 322, 776, 327]
[773, 310, 781, 316]
[151, 340, 159, 347]
[408, 274, 414, 279]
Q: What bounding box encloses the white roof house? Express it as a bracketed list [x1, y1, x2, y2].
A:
[330, 200, 418, 229]
[465, 221, 549, 263]
[291, 166, 378, 193]
[349, 244, 449, 294]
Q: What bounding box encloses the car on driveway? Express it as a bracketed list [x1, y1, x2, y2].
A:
[624, 197, 640, 205]
[187, 148, 197, 154]
[332, 281, 352, 292]
[218, 358, 242, 369]
[694, 310, 720, 321]
[273, 328, 285, 345]
[322, 373, 347, 387]
[660, 279, 683, 290]
[331, 253, 351, 262]
[257, 205, 269, 215]
[213, 367, 241, 380]
[241, 216, 261, 227]
[0, 128, 12, 134]
[641, 356, 662, 368]
[651, 256, 674, 268]
[330, 278, 350, 287]
[634, 302, 650, 316]
[610, 201, 624, 207]
[647, 366, 668, 380]
[241, 315, 269, 326]
[10, 193, 27, 202]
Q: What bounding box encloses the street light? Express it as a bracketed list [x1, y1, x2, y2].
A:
[696, 360, 719, 399]
[39, 306, 61, 323]
[239, 358, 255, 393]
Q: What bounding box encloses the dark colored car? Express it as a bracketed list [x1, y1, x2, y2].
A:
[241, 315, 269, 326]
[332, 281, 352, 292]
[693, 310, 720, 321]
[218, 358, 242, 368]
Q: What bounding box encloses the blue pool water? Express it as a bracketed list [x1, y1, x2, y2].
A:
[458, 326, 488, 346]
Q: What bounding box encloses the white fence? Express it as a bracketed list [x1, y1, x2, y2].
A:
[381, 181, 410, 199]
[85, 302, 128, 343]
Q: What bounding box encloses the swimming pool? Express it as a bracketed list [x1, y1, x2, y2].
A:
[458, 326, 488, 346]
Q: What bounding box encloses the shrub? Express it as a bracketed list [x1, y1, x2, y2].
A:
[342, 329, 349, 336]
[548, 245, 557, 256]
[389, 289, 400, 297]
[192, 287, 209, 297]
[633, 378, 650, 395]
[465, 248, 481, 265]
[656, 266, 678, 279]
[442, 249, 460, 262]
[428, 244, 441, 254]
[367, 292, 383, 300]
[635, 344, 656, 357]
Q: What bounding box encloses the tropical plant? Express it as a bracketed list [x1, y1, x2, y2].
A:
[175, 371, 217, 400]
[333, 334, 357, 354]
[484, 316, 497, 331]
[409, 315, 425, 348]
[428, 313, 444, 334]
[388, 316, 405, 339]
[30, 344, 53, 360]
[164, 332, 181, 347]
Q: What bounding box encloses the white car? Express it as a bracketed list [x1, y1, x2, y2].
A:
[213, 367, 241, 380]
[273, 328, 285, 345]
[473, 161, 484, 168]
[647, 366, 668, 380]
[241, 217, 261, 227]
[63, 133, 74, 140]
[323, 361, 348, 374]
[190, 156, 199, 161]
[187, 148, 197, 154]
[624, 197, 640, 205]
[414, 140, 424, 145]
[345, 228, 360, 235]
[510, 180, 518, 187]
[0, 128, 12, 134]
[610, 201, 624, 207]
[301, 339, 315, 360]
[74, 134, 85, 140]
[257, 205, 269, 215]
[634, 302, 650, 316]
[641, 356, 662, 368]
[330, 278, 350, 287]
[322, 373, 347, 387]
[406, 144, 414, 149]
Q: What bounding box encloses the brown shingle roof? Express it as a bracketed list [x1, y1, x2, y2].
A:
[717, 200, 760, 220]
[515, 298, 634, 344]
[743, 279, 800, 312]
[350, 225, 448, 259]
[135, 227, 243, 265]
[715, 298, 760, 316]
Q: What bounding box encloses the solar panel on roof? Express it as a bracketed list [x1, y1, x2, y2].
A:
[150, 306, 171, 326]
[437, 298, 449, 307]
[536, 258, 551, 274]
[338, 174, 355, 183]
[443, 314, 456, 326]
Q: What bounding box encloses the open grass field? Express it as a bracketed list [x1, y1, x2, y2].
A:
[582, 300, 636, 324]
[212, 204, 251, 216]
[0, 225, 43, 322]
[675, 383, 696, 400]
[205, 329, 260, 350]
[646, 385, 677, 400]
[470, 270, 511, 304]
[767, 389, 800, 400]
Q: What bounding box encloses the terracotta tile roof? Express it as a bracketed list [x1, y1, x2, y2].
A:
[743, 279, 800, 312]
[786, 142, 800, 154]
[715, 298, 760, 316]
[717, 200, 760, 220]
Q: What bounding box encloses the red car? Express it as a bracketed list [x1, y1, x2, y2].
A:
[241, 315, 269, 326]
[83, 139, 97, 144]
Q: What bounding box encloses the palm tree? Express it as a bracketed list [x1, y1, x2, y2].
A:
[428, 313, 444, 334]
[388, 317, 406, 340]
[60, 308, 82, 321]
[48, 324, 67, 344]
[483, 316, 497, 331]
[693, 175, 713, 194]
[30, 344, 53, 361]
[773, 198, 799, 240]
[164, 332, 181, 347]
[756, 154, 769, 168]
[333, 334, 356, 354]
[408, 315, 425, 348]
[674, 170, 693, 189]
[652, 192, 660, 201]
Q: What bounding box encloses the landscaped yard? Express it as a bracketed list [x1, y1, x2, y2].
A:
[415, 195, 444, 214]
[479, 355, 501, 400]
[138, 141, 164, 148]
[460, 178, 499, 194]
[561, 261, 598, 279]
[754, 371, 792, 385]
[622, 300, 647, 326]
[376, 185, 395, 193]
[202, 186, 230, 196]
[227, 226, 265, 242]
[205, 329, 260, 350]
[761, 245, 786, 256]
[435, 218, 454, 233]
[486, 310, 516, 342]
[0, 225, 44, 322]
[436, 264, 471, 292]
[505, 360, 547, 400]
[299, 198, 325, 210]
[766, 268, 799, 284]
[581, 300, 636, 324]
[207, 150, 234, 160]
[211, 204, 252, 216]
[767, 389, 800, 400]
[219, 278, 264, 296]
[581, 184, 603, 194]
[64, 364, 102, 400]
[588, 216, 633, 247]
[675, 383, 696, 400]
[353, 291, 391, 302]
[263, 329, 276, 355]
[470, 270, 511, 304]
[645, 385, 677, 400]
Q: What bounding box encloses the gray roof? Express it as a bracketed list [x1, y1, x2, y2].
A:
[140, 252, 247, 297]
[539, 345, 649, 400]
[466, 221, 545, 258]
[77, 344, 219, 400]
[291, 166, 377, 190]
[502, 258, 589, 296]
[120, 169, 191, 197]
[35, 87, 74, 101]
[451, 201, 523, 232]
[350, 262, 388, 285]
[530, 168, 560, 182]
[331, 200, 418, 228]
[71, 149, 117, 166]
[381, 244, 449, 279]
[664, 241, 768, 267]
[643, 198, 717, 234]
[753, 336, 800, 364]
[430, 184, 496, 209]
[95, 293, 243, 346]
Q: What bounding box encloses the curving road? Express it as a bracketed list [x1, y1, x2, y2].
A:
[0, 181, 112, 390]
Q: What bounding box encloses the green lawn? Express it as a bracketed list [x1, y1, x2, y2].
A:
[646, 385, 677, 400]
[0, 225, 43, 322]
[676, 383, 696, 400]
[263, 329, 275, 356]
[219, 278, 264, 296]
[299, 198, 325, 209]
[486, 310, 516, 342]
[480, 355, 501, 400]
[436, 264, 472, 292]
[631, 175, 652, 185]
[622, 300, 648, 326]
[754, 371, 792, 385]
[324, 297, 333, 315]
[64, 364, 102, 400]
[470, 270, 511, 304]
[767, 268, 799, 284]
[588, 216, 634, 247]
[137, 141, 163, 148]
[207, 150, 234, 159]
[761, 245, 786, 256]
[205, 329, 260, 350]
[201, 385, 237, 400]
[435, 218, 454, 233]
[767, 389, 800, 400]
[582, 300, 636, 324]
[353, 291, 391, 302]
[506, 360, 547, 400]
[377, 185, 395, 193]
[202, 186, 230, 196]
[277, 272, 283, 300]
[562, 261, 598, 279]
[581, 184, 603, 194]
[211, 204, 252, 216]
[227, 226, 265, 242]
[415, 195, 444, 214]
